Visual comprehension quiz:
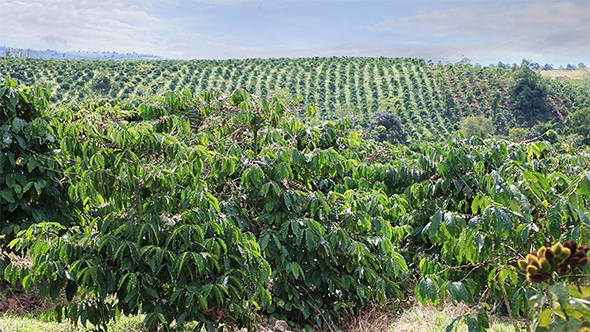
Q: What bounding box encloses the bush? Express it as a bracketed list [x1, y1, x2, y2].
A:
[366, 111, 408, 144]
[460, 116, 495, 138]
[565, 107, 590, 145]
[0, 77, 72, 250]
[508, 127, 528, 142]
[6, 90, 409, 331]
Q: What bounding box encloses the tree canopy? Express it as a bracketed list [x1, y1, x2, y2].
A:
[460, 116, 495, 139]
[366, 111, 408, 144]
[510, 60, 549, 123]
[565, 107, 590, 145]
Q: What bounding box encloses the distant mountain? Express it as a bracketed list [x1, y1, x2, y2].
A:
[0, 46, 164, 60]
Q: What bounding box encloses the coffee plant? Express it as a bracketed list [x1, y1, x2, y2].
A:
[0, 77, 72, 251]
[2, 75, 589, 331]
[409, 138, 590, 331]
[3, 84, 410, 331]
[5, 89, 272, 331]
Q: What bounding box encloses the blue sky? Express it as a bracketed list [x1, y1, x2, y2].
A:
[0, 0, 588, 66]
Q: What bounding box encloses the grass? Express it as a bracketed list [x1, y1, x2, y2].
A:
[0, 302, 524, 332]
[0, 314, 145, 332]
[342, 301, 523, 332]
[539, 68, 590, 80]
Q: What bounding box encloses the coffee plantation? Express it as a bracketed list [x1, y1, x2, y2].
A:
[1, 62, 589, 331]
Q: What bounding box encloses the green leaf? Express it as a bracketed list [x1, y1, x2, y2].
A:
[22, 275, 32, 290]
[0, 189, 15, 203]
[570, 297, 590, 318]
[2, 132, 13, 145]
[429, 211, 442, 242]
[448, 281, 470, 304]
[291, 261, 302, 280]
[176, 312, 188, 327]
[556, 320, 583, 332]
[7, 90, 19, 114]
[465, 316, 483, 332]
[145, 286, 159, 299]
[307, 105, 317, 117]
[12, 117, 26, 133]
[66, 281, 77, 302]
[538, 308, 552, 328]
[305, 230, 319, 250]
[493, 207, 512, 236]
[260, 182, 271, 197]
[477, 307, 489, 328]
[444, 212, 457, 237]
[579, 172, 590, 198]
[260, 233, 270, 250]
[547, 205, 562, 239]
[419, 278, 438, 305]
[5, 174, 15, 189]
[50, 281, 61, 300]
[26, 158, 38, 173]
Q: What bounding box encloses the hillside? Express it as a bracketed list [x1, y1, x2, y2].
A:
[1, 57, 589, 142]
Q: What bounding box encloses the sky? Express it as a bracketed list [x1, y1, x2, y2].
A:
[0, 0, 589, 66]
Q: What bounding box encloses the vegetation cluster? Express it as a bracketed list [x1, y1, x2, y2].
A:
[1, 57, 589, 145]
[1, 55, 590, 332]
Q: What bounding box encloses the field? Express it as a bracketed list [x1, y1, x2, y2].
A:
[1, 57, 590, 331]
[2, 57, 589, 141]
[539, 68, 590, 80]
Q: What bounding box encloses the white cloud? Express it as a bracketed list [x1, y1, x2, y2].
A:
[364, 1, 589, 64]
[0, 0, 587, 64]
[0, 0, 201, 55]
[372, 1, 588, 44]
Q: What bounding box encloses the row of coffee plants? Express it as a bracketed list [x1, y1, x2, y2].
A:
[1, 77, 589, 331]
[2, 57, 589, 142]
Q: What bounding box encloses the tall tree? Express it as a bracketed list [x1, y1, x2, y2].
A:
[565, 107, 590, 145]
[366, 111, 408, 144]
[460, 116, 495, 139]
[510, 59, 549, 123]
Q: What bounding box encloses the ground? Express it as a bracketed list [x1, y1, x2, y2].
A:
[0, 281, 520, 332]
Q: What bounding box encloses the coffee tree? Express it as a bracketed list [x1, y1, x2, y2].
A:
[6, 90, 272, 331]
[0, 77, 72, 253]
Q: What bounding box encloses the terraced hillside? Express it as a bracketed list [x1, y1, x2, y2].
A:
[1, 57, 589, 141]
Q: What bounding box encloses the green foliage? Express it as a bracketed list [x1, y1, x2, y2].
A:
[366, 111, 408, 144]
[3, 75, 590, 331]
[508, 127, 528, 142]
[6, 88, 273, 331]
[529, 284, 590, 331]
[2, 56, 588, 142]
[510, 60, 549, 122]
[0, 77, 71, 249]
[407, 137, 590, 331]
[92, 76, 112, 96]
[460, 116, 495, 139]
[445, 307, 490, 332]
[565, 107, 590, 145]
[518, 242, 590, 331]
[190, 91, 409, 329]
[4, 84, 410, 331]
